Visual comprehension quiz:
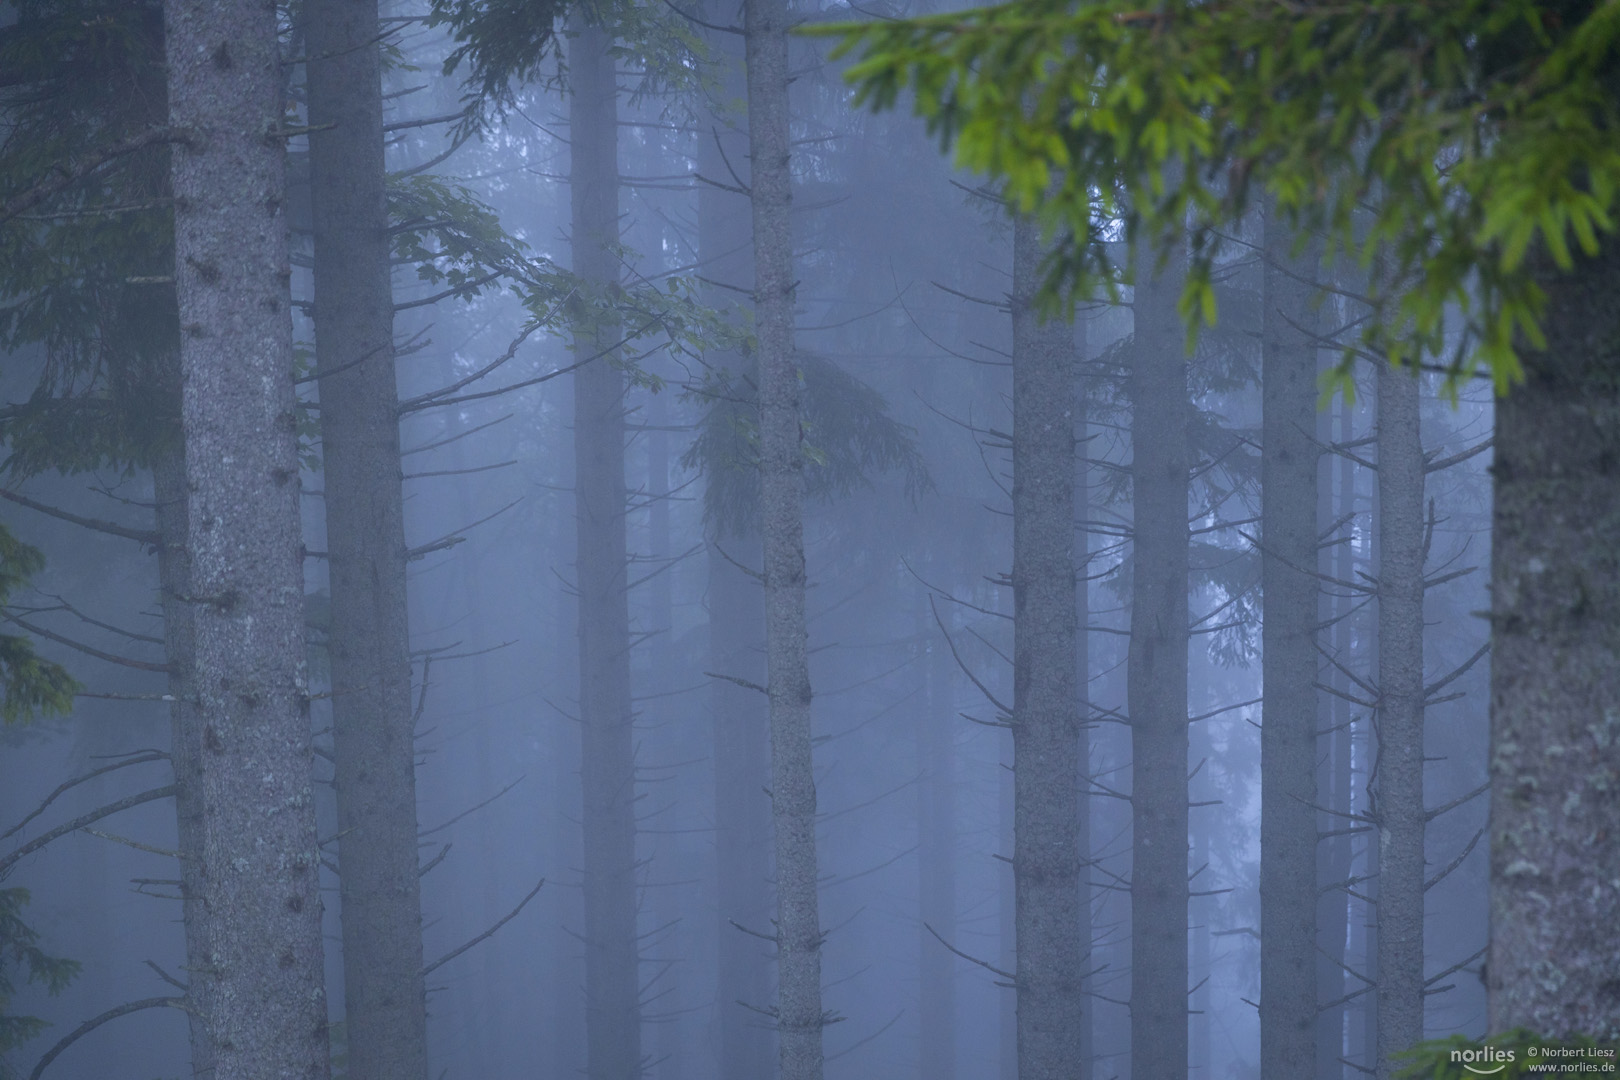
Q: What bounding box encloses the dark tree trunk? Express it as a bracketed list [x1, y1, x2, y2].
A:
[1010, 215, 1084, 1080]
[1488, 243, 1620, 1043]
[1128, 242, 1190, 1080]
[743, 0, 824, 1071]
[569, 15, 643, 1078]
[1260, 212, 1321, 1080]
[162, 0, 329, 1074]
[306, 3, 429, 1076]
[1374, 360, 1425, 1077]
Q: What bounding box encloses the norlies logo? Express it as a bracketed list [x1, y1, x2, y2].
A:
[1451, 1046, 1519, 1075]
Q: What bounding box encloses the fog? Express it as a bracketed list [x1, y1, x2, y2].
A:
[0, 5, 1504, 1080]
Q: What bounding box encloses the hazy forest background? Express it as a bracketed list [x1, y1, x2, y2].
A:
[0, 1, 1612, 1080]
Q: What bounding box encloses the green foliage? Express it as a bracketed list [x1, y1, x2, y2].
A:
[0, 887, 79, 1072]
[819, 0, 1620, 394]
[1394, 1031, 1618, 1079]
[0, 530, 77, 725]
[0, 0, 180, 477]
[389, 173, 532, 299]
[430, 0, 707, 133]
[683, 354, 933, 537]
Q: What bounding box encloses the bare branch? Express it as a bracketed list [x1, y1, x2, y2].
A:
[923, 921, 1015, 982]
[405, 498, 522, 560]
[1425, 827, 1484, 891]
[3, 612, 169, 673]
[1425, 641, 1489, 700]
[1425, 781, 1488, 823]
[0, 489, 157, 544]
[422, 878, 544, 976]
[28, 997, 185, 1080]
[1, 751, 168, 842]
[0, 785, 177, 877]
[704, 671, 767, 696]
[1425, 437, 1492, 474]
[929, 595, 1012, 719]
[419, 777, 523, 839]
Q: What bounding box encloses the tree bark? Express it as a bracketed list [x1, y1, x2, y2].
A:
[1316, 394, 1357, 1080]
[1374, 359, 1424, 1077]
[743, 0, 824, 1071]
[1260, 211, 1321, 1080]
[1128, 241, 1190, 1080]
[1075, 327, 1094, 1080]
[1010, 215, 1084, 1080]
[569, 15, 643, 1079]
[162, 1, 329, 1075]
[1488, 243, 1620, 1043]
[306, 3, 429, 1077]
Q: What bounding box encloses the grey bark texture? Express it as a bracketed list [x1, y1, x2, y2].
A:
[1317, 394, 1356, 1080]
[569, 16, 643, 1079]
[1488, 243, 1620, 1043]
[162, 1, 329, 1076]
[306, 3, 430, 1077]
[1074, 327, 1093, 1080]
[1009, 216, 1084, 1080]
[1259, 212, 1322, 1080]
[743, 0, 825, 1071]
[1374, 359, 1424, 1077]
[1128, 243, 1190, 1080]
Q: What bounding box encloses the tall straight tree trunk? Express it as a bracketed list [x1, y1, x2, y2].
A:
[162, 1, 329, 1076]
[999, 727, 1018, 1080]
[306, 4, 429, 1077]
[1074, 330, 1093, 1080]
[569, 15, 642, 1079]
[129, 13, 213, 1067]
[1009, 215, 1084, 1080]
[1488, 244, 1620, 1042]
[1316, 393, 1356, 1080]
[1128, 242, 1190, 1080]
[698, 27, 775, 1077]
[743, 0, 824, 1072]
[1374, 360, 1424, 1078]
[1259, 211, 1321, 1080]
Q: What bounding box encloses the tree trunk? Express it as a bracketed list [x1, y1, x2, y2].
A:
[1316, 393, 1356, 1080]
[570, 15, 643, 1079]
[743, 0, 824, 1071]
[1488, 243, 1620, 1043]
[162, 1, 329, 1075]
[306, 3, 429, 1077]
[1128, 241, 1190, 1080]
[1074, 282, 1094, 1080]
[1374, 360, 1424, 1077]
[1010, 215, 1084, 1080]
[1260, 211, 1321, 1080]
